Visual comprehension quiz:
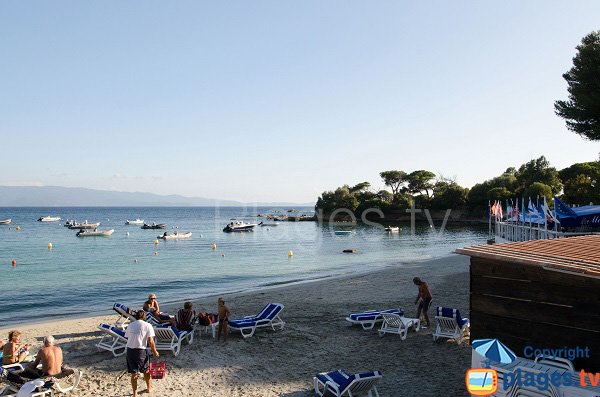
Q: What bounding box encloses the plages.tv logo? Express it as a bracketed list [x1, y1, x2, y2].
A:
[466, 368, 498, 396]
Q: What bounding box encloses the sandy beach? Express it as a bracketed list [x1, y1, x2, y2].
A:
[2, 254, 471, 396]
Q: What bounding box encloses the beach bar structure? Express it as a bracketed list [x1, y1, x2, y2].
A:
[456, 235, 600, 372]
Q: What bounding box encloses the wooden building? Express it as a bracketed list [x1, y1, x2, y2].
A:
[457, 235, 600, 372]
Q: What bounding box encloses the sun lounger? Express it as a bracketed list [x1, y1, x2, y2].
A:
[314, 369, 382, 397]
[377, 313, 420, 340]
[345, 309, 404, 330]
[153, 326, 193, 356]
[432, 307, 469, 344]
[0, 366, 82, 396]
[113, 303, 136, 329]
[228, 303, 285, 338]
[96, 323, 128, 357]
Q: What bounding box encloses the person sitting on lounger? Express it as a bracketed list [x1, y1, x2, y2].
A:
[2, 330, 32, 365]
[413, 277, 432, 328]
[175, 301, 196, 331]
[217, 297, 230, 344]
[143, 293, 174, 324]
[23, 335, 63, 378]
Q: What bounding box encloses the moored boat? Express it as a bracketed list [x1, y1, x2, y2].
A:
[68, 221, 100, 230]
[0, 219, 11, 225]
[159, 231, 192, 240]
[385, 226, 400, 233]
[258, 222, 279, 227]
[334, 230, 353, 236]
[142, 223, 166, 229]
[38, 216, 61, 222]
[76, 229, 114, 237]
[223, 221, 257, 232]
[126, 219, 144, 225]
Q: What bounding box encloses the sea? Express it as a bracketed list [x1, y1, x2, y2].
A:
[0, 207, 486, 326]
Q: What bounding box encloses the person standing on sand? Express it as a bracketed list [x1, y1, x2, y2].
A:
[216, 297, 230, 344]
[125, 311, 159, 397]
[413, 277, 432, 328]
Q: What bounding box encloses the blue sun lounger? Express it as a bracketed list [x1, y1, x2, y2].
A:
[97, 323, 128, 357]
[113, 303, 136, 329]
[314, 369, 382, 397]
[228, 303, 285, 338]
[432, 307, 470, 344]
[345, 309, 404, 330]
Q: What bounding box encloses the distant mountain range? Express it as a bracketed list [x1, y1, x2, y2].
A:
[0, 186, 314, 207]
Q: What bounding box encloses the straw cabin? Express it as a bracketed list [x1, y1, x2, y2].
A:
[456, 235, 600, 372]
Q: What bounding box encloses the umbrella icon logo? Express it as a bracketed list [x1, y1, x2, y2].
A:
[472, 338, 517, 364]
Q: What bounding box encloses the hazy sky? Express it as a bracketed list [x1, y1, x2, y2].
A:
[2, 1, 599, 203]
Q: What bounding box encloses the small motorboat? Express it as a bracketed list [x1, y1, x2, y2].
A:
[142, 223, 167, 229]
[38, 216, 61, 222]
[334, 230, 353, 236]
[0, 219, 11, 225]
[159, 232, 192, 240]
[76, 229, 114, 237]
[68, 221, 101, 229]
[223, 221, 257, 232]
[258, 222, 279, 227]
[385, 226, 400, 233]
[126, 219, 144, 225]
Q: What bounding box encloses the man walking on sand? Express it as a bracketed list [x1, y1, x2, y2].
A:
[125, 310, 159, 397]
[413, 277, 432, 328]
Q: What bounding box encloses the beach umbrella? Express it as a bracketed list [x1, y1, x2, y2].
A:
[471, 339, 517, 364]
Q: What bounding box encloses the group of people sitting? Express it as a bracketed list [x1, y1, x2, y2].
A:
[1, 330, 71, 388]
[141, 293, 223, 337]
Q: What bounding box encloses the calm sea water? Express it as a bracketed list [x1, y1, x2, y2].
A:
[0, 207, 486, 325]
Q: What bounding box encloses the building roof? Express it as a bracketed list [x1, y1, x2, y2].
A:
[456, 235, 600, 277]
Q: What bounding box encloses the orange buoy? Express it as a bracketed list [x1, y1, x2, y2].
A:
[11, 260, 17, 266]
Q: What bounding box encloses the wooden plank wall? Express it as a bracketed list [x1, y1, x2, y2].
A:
[470, 257, 600, 372]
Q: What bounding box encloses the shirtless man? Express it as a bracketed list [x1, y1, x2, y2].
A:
[216, 297, 230, 344]
[26, 335, 63, 377]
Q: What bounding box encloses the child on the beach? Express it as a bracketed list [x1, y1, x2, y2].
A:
[216, 297, 230, 343]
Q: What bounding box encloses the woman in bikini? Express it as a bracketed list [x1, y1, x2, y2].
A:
[2, 330, 32, 365]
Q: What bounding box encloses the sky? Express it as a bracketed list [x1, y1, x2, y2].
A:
[1, 1, 599, 203]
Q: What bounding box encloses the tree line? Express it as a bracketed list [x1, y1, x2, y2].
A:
[315, 156, 600, 217]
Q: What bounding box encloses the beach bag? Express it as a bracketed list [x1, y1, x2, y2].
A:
[149, 361, 166, 379]
[197, 313, 210, 326]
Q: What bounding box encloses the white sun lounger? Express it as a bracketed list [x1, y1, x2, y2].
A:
[153, 326, 193, 356]
[432, 307, 469, 345]
[228, 303, 285, 339]
[112, 303, 136, 329]
[314, 369, 382, 397]
[97, 323, 128, 357]
[378, 313, 420, 340]
[345, 309, 404, 330]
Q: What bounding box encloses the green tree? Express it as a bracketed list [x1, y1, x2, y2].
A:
[406, 170, 436, 197]
[554, 31, 600, 140]
[559, 161, 600, 205]
[515, 156, 562, 195]
[487, 187, 512, 201]
[316, 185, 359, 213]
[523, 182, 553, 204]
[377, 190, 393, 203]
[431, 181, 469, 209]
[379, 171, 407, 196]
[350, 182, 371, 194]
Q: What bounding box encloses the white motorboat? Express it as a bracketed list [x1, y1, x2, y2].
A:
[76, 229, 114, 237]
[258, 222, 279, 227]
[38, 216, 61, 222]
[68, 221, 101, 230]
[159, 231, 192, 240]
[0, 219, 11, 225]
[385, 226, 400, 233]
[126, 219, 144, 225]
[223, 221, 257, 232]
[334, 230, 353, 236]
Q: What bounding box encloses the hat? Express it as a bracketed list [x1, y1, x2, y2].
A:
[148, 293, 157, 299]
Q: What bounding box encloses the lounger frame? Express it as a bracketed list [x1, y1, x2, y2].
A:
[345, 309, 402, 330]
[153, 327, 193, 356]
[377, 314, 420, 340]
[313, 370, 382, 397]
[96, 323, 128, 357]
[228, 303, 285, 339]
[432, 307, 469, 345]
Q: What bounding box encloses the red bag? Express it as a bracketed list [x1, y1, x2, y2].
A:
[149, 361, 166, 379]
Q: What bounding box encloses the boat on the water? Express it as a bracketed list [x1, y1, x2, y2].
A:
[142, 223, 166, 229]
[68, 221, 100, 229]
[76, 229, 114, 237]
[126, 219, 144, 225]
[159, 231, 192, 240]
[0, 219, 11, 225]
[38, 216, 61, 222]
[258, 222, 279, 227]
[334, 230, 353, 236]
[223, 221, 257, 232]
[385, 226, 400, 233]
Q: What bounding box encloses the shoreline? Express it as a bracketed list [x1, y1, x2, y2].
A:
[1, 254, 472, 396]
[1, 251, 459, 330]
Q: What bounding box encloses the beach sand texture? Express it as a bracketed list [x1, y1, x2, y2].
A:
[2, 255, 471, 396]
